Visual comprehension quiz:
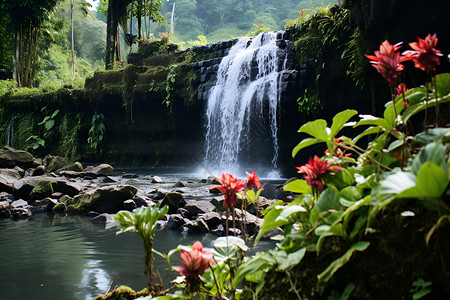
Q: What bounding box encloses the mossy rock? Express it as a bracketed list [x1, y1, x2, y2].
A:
[30, 180, 54, 201]
[0, 146, 37, 169]
[52, 202, 67, 213]
[43, 154, 68, 173]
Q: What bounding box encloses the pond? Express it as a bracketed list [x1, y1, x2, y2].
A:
[0, 168, 283, 300]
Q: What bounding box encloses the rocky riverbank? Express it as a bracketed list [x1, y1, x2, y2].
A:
[0, 146, 282, 237]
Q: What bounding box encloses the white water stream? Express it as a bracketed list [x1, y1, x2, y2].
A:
[203, 32, 287, 177]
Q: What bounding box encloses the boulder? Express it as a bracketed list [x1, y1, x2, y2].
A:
[31, 165, 46, 176]
[67, 185, 137, 214]
[0, 200, 11, 218]
[56, 162, 84, 174]
[52, 202, 67, 213]
[123, 199, 137, 211]
[43, 155, 68, 173]
[207, 176, 220, 184]
[34, 197, 57, 213]
[54, 180, 81, 197]
[11, 199, 33, 219]
[91, 213, 120, 229]
[161, 192, 186, 214]
[183, 218, 209, 233]
[223, 208, 262, 236]
[166, 214, 187, 229]
[133, 195, 154, 207]
[152, 190, 166, 200]
[197, 212, 222, 228]
[176, 207, 191, 219]
[84, 164, 114, 177]
[173, 181, 186, 188]
[59, 170, 82, 178]
[0, 168, 22, 193]
[151, 176, 164, 183]
[101, 176, 116, 183]
[184, 200, 215, 216]
[0, 146, 37, 169]
[29, 180, 54, 201]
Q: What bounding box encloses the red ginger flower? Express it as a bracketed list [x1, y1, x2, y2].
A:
[403, 33, 443, 72]
[366, 40, 411, 85]
[324, 138, 351, 158]
[210, 173, 245, 208]
[173, 241, 215, 286]
[296, 155, 344, 193]
[245, 171, 261, 190]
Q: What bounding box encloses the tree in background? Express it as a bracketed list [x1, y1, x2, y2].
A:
[69, 0, 92, 81]
[0, 0, 60, 87]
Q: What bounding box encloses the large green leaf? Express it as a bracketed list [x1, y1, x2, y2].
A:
[299, 119, 329, 141]
[411, 142, 448, 177]
[317, 241, 370, 282]
[435, 73, 450, 97]
[276, 247, 306, 271]
[352, 126, 384, 144]
[330, 109, 358, 138]
[414, 128, 450, 145]
[354, 115, 390, 130]
[397, 162, 448, 199]
[232, 251, 277, 287]
[292, 137, 322, 158]
[283, 179, 312, 194]
[402, 87, 427, 105]
[402, 95, 450, 124]
[316, 187, 340, 214]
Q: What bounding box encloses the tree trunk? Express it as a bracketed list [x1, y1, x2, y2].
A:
[71, 0, 76, 81]
[170, 3, 175, 34]
[137, 0, 142, 40]
[105, 0, 115, 69]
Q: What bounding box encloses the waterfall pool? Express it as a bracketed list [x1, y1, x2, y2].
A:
[0, 167, 284, 300]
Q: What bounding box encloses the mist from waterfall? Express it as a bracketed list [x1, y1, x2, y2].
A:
[203, 31, 287, 178]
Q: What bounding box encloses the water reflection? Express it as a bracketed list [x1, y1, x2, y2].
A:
[0, 214, 275, 300]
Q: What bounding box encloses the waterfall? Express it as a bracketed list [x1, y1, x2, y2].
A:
[7, 117, 13, 147]
[203, 32, 287, 177]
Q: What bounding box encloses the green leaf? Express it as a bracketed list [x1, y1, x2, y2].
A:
[414, 128, 450, 145]
[45, 119, 55, 131]
[292, 138, 322, 158]
[283, 179, 312, 194]
[411, 142, 448, 177]
[299, 119, 329, 141]
[330, 109, 358, 138]
[276, 247, 306, 271]
[232, 252, 276, 287]
[275, 205, 307, 223]
[317, 241, 370, 282]
[354, 115, 390, 130]
[339, 186, 362, 203]
[51, 109, 59, 118]
[316, 187, 341, 214]
[402, 87, 426, 105]
[435, 72, 450, 98]
[402, 95, 450, 124]
[352, 126, 383, 144]
[397, 162, 448, 199]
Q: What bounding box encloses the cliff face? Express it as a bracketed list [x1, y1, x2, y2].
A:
[0, 35, 303, 173]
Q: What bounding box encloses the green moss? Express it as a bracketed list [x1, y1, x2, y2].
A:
[52, 202, 67, 213]
[30, 180, 54, 201]
[93, 285, 137, 300]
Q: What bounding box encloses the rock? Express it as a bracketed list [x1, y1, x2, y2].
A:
[0, 146, 37, 169]
[34, 197, 57, 212]
[31, 165, 45, 176]
[54, 180, 81, 197]
[0, 200, 11, 218]
[183, 218, 209, 233]
[10, 199, 33, 219]
[173, 181, 186, 187]
[152, 191, 166, 200]
[51, 192, 63, 199]
[211, 224, 224, 236]
[210, 196, 225, 211]
[184, 200, 215, 216]
[122, 173, 139, 178]
[84, 164, 114, 177]
[53, 202, 67, 213]
[207, 176, 220, 184]
[67, 185, 138, 214]
[0, 168, 22, 193]
[161, 192, 186, 214]
[13, 166, 25, 177]
[101, 176, 116, 183]
[223, 208, 262, 236]
[59, 170, 82, 178]
[177, 207, 191, 218]
[197, 212, 222, 228]
[123, 199, 137, 211]
[151, 176, 164, 183]
[166, 214, 187, 229]
[43, 155, 68, 173]
[133, 195, 153, 207]
[29, 180, 54, 201]
[56, 162, 84, 174]
[209, 187, 221, 194]
[91, 213, 120, 229]
[198, 178, 208, 183]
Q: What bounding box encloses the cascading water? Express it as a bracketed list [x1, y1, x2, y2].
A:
[203, 31, 287, 177]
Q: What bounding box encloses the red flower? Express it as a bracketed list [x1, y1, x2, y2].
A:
[210, 173, 245, 208]
[403, 33, 443, 72]
[245, 171, 261, 190]
[324, 139, 351, 158]
[173, 241, 215, 286]
[296, 156, 344, 193]
[396, 83, 409, 107]
[366, 40, 411, 85]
